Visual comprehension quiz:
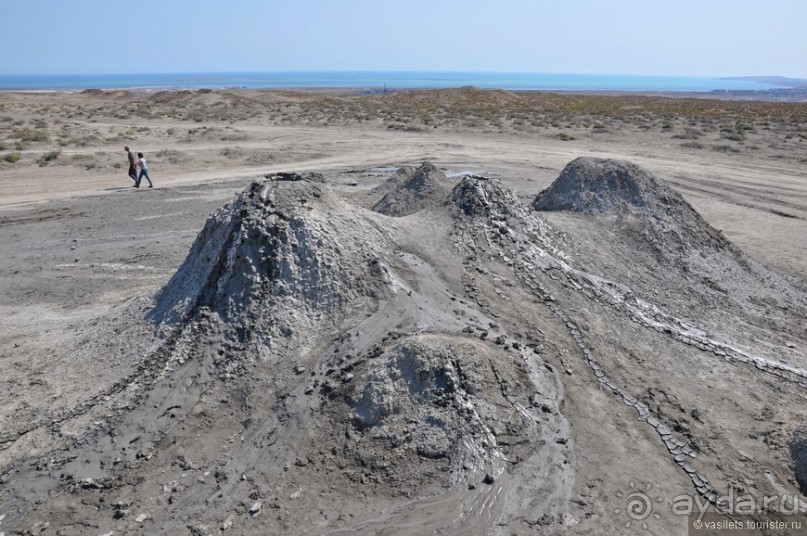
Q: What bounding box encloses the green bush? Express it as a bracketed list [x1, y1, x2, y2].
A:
[37, 150, 61, 166]
[3, 152, 22, 163]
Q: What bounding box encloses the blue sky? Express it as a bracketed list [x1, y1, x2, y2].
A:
[1, 0, 805, 77]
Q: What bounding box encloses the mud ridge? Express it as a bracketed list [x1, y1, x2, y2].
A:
[448, 172, 805, 514]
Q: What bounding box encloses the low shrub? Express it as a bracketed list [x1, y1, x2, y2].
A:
[12, 127, 49, 142]
[37, 150, 61, 166]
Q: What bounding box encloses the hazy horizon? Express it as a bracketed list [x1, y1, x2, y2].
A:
[2, 0, 806, 78]
[1, 69, 804, 80]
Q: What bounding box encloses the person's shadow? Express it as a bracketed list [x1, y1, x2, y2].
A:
[101, 186, 137, 192]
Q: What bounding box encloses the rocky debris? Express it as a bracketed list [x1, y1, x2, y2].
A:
[188, 525, 208, 536]
[790, 427, 807, 495]
[373, 161, 453, 216]
[529, 513, 555, 526]
[264, 171, 325, 183]
[112, 500, 129, 520]
[249, 501, 262, 516]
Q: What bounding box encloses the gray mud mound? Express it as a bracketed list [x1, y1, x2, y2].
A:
[533, 157, 730, 249]
[533, 157, 667, 214]
[144, 176, 389, 388]
[530, 157, 807, 362]
[448, 175, 523, 220]
[371, 165, 416, 196]
[334, 334, 533, 483]
[373, 161, 453, 216]
[532, 156, 744, 269]
[151, 175, 374, 337]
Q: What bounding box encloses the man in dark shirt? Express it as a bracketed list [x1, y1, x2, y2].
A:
[125, 146, 138, 184]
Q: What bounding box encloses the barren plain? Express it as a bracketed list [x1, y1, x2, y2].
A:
[0, 88, 805, 535]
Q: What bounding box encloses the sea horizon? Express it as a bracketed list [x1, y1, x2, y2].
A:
[0, 70, 788, 93]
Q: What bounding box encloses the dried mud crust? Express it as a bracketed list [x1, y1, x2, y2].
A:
[322, 333, 543, 486]
[0, 160, 805, 535]
[0, 171, 571, 535]
[448, 168, 807, 528]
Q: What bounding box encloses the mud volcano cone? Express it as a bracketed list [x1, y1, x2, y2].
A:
[371, 165, 416, 196]
[373, 160, 453, 216]
[533, 157, 687, 214]
[532, 157, 732, 252]
[149, 173, 379, 352]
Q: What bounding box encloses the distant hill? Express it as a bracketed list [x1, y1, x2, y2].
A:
[721, 76, 807, 88]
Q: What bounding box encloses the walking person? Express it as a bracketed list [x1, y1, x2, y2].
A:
[136, 152, 153, 188]
[124, 146, 138, 184]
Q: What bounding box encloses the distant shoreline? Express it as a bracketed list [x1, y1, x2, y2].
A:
[720, 75, 807, 88]
[0, 71, 800, 94]
[2, 86, 806, 103]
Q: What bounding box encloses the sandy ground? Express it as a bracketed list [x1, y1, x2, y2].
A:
[1, 89, 805, 275]
[0, 89, 806, 535]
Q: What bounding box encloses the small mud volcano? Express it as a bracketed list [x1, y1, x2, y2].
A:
[374, 160, 453, 216]
[532, 157, 733, 255]
[448, 175, 525, 220]
[531, 157, 684, 214]
[371, 165, 416, 196]
[339, 334, 533, 482]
